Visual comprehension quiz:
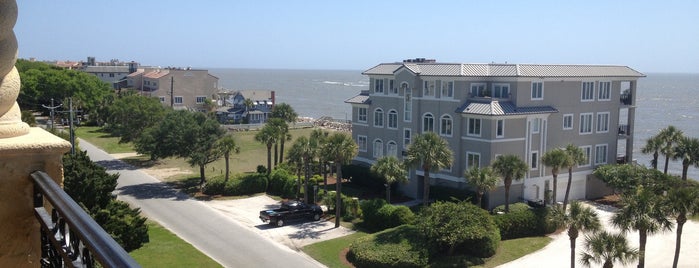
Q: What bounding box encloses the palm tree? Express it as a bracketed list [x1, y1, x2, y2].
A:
[611, 186, 673, 268]
[563, 144, 586, 211]
[672, 137, 699, 180]
[666, 181, 699, 268]
[371, 156, 407, 204]
[270, 102, 298, 123]
[641, 135, 663, 170]
[658, 125, 684, 174]
[216, 134, 240, 183]
[464, 166, 497, 209]
[254, 124, 278, 174]
[286, 138, 306, 198]
[404, 132, 453, 207]
[541, 148, 572, 206]
[580, 231, 638, 268]
[491, 154, 528, 213]
[266, 118, 290, 165]
[566, 201, 601, 268]
[310, 129, 329, 191]
[321, 132, 358, 228]
[288, 136, 314, 201]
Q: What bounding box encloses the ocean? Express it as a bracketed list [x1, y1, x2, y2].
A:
[210, 68, 699, 180]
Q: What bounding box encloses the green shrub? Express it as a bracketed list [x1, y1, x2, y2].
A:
[202, 174, 268, 196]
[320, 191, 361, 219]
[492, 202, 531, 214]
[256, 165, 267, 174]
[347, 225, 429, 268]
[93, 200, 149, 252]
[202, 177, 226, 195]
[268, 168, 297, 198]
[359, 199, 388, 230]
[429, 185, 476, 203]
[493, 206, 561, 240]
[391, 206, 415, 226]
[21, 110, 36, 126]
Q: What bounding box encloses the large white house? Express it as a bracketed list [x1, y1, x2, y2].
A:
[346, 58, 644, 208]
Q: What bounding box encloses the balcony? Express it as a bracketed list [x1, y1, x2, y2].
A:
[620, 91, 632, 105]
[618, 124, 630, 138]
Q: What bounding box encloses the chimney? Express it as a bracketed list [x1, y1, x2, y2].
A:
[271, 91, 275, 107]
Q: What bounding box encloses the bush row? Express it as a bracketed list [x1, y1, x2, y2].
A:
[202, 173, 268, 196]
[493, 205, 562, 240]
[359, 199, 415, 231]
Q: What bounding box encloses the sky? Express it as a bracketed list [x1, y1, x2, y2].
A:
[14, 1, 699, 73]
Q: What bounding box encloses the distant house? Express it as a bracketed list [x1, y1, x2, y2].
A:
[80, 57, 139, 89]
[127, 67, 219, 112]
[216, 90, 275, 124]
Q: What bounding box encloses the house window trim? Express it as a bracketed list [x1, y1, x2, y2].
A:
[403, 90, 412, 122]
[531, 118, 541, 134]
[581, 81, 595, 102]
[439, 114, 453, 137]
[387, 110, 398, 129]
[563, 114, 574, 130]
[595, 144, 608, 165]
[579, 145, 592, 167]
[174, 96, 184, 105]
[357, 107, 367, 123]
[467, 118, 482, 137]
[357, 135, 368, 152]
[598, 81, 611, 101]
[403, 128, 412, 149]
[470, 83, 486, 97]
[496, 119, 505, 138]
[195, 96, 207, 104]
[374, 78, 384, 94]
[373, 139, 384, 158]
[530, 151, 539, 170]
[492, 83, 510, 98]
[387, 141, 398, 157]
[441, 80, 454, 99]
[531, 81, 544, 100]
[389, 79, 398, 95]
[422, 113, 435, 133]
[423, 80, 435, 97]
[466, 151, 481, 169]
[579, 113, 593, 135]
[373, 108, 384, 128]
[596, 112, 610, 133]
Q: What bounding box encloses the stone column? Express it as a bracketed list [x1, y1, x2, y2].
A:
[0, 0, 71, 266]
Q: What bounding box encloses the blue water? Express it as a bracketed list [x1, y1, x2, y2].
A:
[210, 68, 699, 180]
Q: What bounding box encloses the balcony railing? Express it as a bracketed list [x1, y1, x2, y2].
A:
[618, 124, 630, 137]
[31, 171, 140, 268]
[620, 92, 632, 105]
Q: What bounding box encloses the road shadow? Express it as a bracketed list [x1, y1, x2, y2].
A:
[95, 159, 139, 171]
[117, 182, 189, 201]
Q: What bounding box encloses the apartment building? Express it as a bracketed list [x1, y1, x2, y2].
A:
[346, 59, 644, 208]
[127, 67, 219, 111]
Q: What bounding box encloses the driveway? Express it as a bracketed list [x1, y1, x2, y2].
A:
[499, 202, 699, 268]
[205, 195, 355, 251]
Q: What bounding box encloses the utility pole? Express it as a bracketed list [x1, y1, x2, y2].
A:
[68, 98, 75, 155]
[41, 98, 61, 129]
[170, 76, 174, 108]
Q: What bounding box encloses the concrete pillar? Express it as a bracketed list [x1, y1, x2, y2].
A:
[0, 1, 72, 266]
[625, 80, 637, 162]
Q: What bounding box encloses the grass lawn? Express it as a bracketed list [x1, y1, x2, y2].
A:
[470, 236, 552, 268]
[130, 222, 222, 267]
[303, 232, 369, 268]
[74, 126, 134, 153]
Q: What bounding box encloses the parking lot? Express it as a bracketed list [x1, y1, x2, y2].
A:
[205, 195, 355, 250]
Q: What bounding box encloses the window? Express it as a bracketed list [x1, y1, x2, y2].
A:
[531, 118, 540, 134]
[496, 119, 504, 138]
[531, 151, 539, 169]
[388, 110, 398, 129]
[467, 118, 481, 136]
[196, 96, 207, 104]
[174, 96, 183, 104]
[373, 140, 383, 158]
[580, 113, 593, 134]
[595, 144, 608, 165]
[374, 79, 384, 93]
[423, 81, 434, 97]
[357, 136, 367, 152]
[466, 152, 480, 169]
[492, 83, 510, 98]
[441, 81, 454, 98]
[581, 82, 595, 101]
[596, 112, 610, 133]
[598, 81, 611, 100]
[358, 107, 367, 123]
[580, 146, 592, 167]
[531, 82, 543, 100]
[563, 114, 573, 130]
[109, 73, 115, 77]
[387, 141, 398, 157]
[374, 109, 384, 127]
[389, 79, 397, 94]
[440, 115, 452, 136]
[422, 114, 434, 132]
[404, 92, 412, 121]
[403, 128, 411, 148]
[470, 83, 486, 97]
[158, 96, 166, 103]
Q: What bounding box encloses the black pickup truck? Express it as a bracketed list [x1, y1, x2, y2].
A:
[259, 201, 323, 227]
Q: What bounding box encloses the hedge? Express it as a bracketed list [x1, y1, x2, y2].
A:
[347, 225, 429, 268]
[268, 168, 297, 198]
[202, 174, 268, 196]
[493, 206, 562, 240]
[360, 199, 415, 231]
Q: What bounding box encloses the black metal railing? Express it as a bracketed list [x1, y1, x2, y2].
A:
[620, 92, 632, 105]
[31, 171, 140, 268]
[618, 124, 629, 136]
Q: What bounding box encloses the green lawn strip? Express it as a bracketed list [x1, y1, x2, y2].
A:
[130, 221, 222, 267]
[302, 232, 369, 268]
[74, 126, 134, 153]
[471, 236, 552, 268]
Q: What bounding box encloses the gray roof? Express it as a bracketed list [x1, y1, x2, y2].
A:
[345, 91, 371, 105]
[363, 63, 645, 78]
[457, 100, 558, 116]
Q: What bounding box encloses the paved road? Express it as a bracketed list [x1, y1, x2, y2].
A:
[80, 139, 325, 268]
